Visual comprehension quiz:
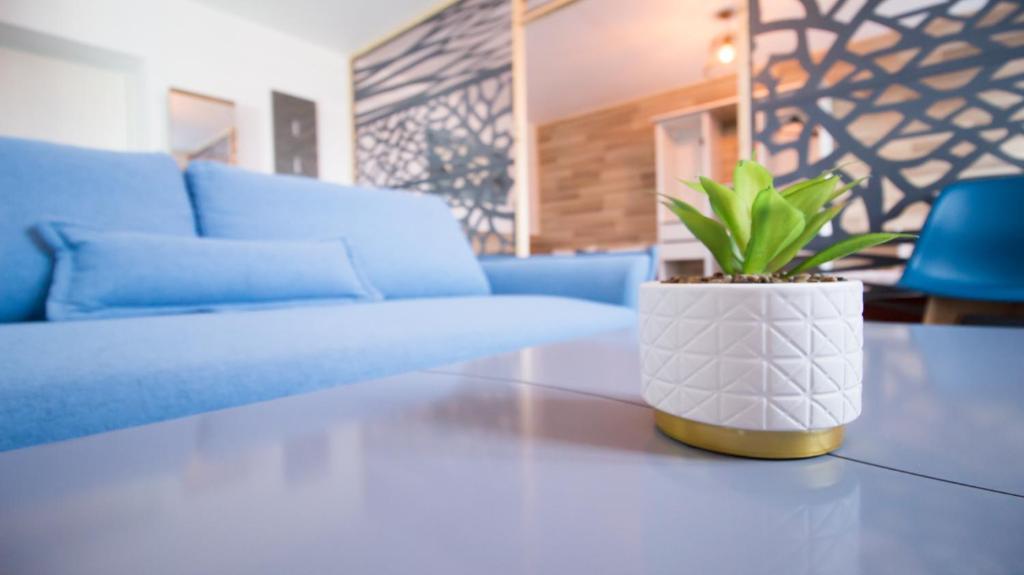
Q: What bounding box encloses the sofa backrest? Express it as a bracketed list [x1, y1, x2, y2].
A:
[185, 161, 490, 299]
[0, 137, 197, 323]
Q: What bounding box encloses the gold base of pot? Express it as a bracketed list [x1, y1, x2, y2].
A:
[654, 410, 845, 459]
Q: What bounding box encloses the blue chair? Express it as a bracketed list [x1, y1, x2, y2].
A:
[900, 175, 1024, 323]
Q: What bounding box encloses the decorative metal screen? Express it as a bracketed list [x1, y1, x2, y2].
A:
[750, 0, 1024, 270]
[352, 0, 515, 254]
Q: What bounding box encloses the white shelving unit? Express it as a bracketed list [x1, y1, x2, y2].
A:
[652, 98, 738, 279]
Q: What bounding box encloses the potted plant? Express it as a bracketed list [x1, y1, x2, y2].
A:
[641, 160, 911, 459]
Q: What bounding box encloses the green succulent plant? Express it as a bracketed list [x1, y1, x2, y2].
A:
[660, 160, 913, 276]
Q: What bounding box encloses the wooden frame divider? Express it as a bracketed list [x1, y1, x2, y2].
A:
[521, 0, 582, 24]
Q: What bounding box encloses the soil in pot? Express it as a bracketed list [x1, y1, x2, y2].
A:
[663, 272, 847, 284]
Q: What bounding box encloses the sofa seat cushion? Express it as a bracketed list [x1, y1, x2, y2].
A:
[0, 296, 634, 451]
[185, 161, 491, 299]
[0, 137, 196, 323]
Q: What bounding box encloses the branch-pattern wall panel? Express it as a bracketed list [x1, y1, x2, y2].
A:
[353, 0, 514, 254]
[751, 0, 1024, 270]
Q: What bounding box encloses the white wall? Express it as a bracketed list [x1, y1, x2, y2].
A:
[0, 45, 132, 150]
[0, 0, 353, 183]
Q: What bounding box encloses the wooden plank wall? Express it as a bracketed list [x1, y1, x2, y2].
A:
[531, 75, 736, 253]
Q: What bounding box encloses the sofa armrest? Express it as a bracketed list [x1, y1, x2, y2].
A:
[480, 249, 656, 309]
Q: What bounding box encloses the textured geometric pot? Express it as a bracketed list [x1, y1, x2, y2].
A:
[639, 280, 864, 459]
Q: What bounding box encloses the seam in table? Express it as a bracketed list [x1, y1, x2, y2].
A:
[827, 454, 1024, 499]
[422, 367, 1024, 500]
[423, 368, 649, 408]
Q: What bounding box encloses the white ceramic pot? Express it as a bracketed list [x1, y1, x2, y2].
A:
[638, 280, 864, 458]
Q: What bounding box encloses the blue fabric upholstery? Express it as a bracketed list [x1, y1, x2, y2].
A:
[0, 137, 196, 323]
[185, 161, 491, 299]
[0, 140, 649, 452]
[36, 223, 381, 320]
[899, 176, 1024, 302]
[0, 296, 634, 451]
[481, 250, 655, 308]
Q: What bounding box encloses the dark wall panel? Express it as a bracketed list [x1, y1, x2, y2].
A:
[273, 91, 319, 178]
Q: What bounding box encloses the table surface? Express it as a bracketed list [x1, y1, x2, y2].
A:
[438, 323, 1024, 497]
[1, 323, 1023, 574]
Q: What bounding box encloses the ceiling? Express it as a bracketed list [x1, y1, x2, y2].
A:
[193, 0, 740, 123]
[192, 0, 443, 54]
[526, 0, 737, 123]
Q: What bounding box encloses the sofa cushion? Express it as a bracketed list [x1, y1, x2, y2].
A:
[37, 223, 381, 321]
[185, 161, 491, 299]
[0, 296, 634, 451]
[0, 137, 196, 323]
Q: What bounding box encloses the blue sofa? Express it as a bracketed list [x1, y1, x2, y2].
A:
[0, 137, 652, 451]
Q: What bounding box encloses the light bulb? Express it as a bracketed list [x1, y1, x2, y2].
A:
[717, 40, 736, 64]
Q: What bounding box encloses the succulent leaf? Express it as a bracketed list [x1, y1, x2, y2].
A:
[829, 176, 867, 202]
[784, 175, 839, 218]
[780, 173, 829, 197]
[733, 160, 772, 209]
[787, 233, 916, 275]
[766, 203, 844, 273]
[743, 187, 805, 274]
[659, 197, 741, 274]
[677, 178, 706, 195]
[699, 176, 751, 251]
